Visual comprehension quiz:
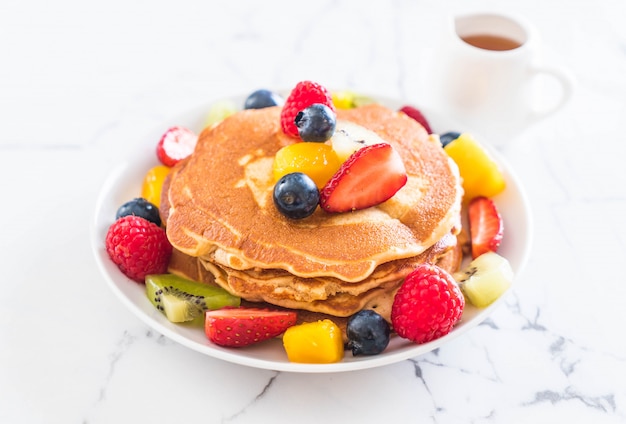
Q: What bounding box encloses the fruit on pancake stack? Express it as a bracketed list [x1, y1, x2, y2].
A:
[103, 80, 515, 364]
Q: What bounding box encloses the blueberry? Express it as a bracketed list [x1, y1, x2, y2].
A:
[440, 131, 461, 147]
[244, 89, 284, 109]
[295, 103, 336, 142]
[273, 172, 319, 219]
[116, 198, 162, 226]
[346, 309, 390, 356]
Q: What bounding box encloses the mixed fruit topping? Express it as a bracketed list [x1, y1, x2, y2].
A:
[280, 80, 335, 138]
[103, 80, 515, 364]
[271, 81, 409, 218]
[319, 143, 407, 213]
[273, 172, 320, 219]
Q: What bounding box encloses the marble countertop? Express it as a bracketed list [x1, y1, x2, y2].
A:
[2, 0, 625, 422]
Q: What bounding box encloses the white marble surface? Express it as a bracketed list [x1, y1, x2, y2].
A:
[2, 0, 625, 422]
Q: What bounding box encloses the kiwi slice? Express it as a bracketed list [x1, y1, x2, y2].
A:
[204, 99, 238, 127]
[145, 274, 240, 323]
[453, 252, 514, 308]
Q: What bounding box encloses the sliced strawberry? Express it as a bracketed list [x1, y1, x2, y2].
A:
[156, 126, 198, 167]
[280, 81, 335, 138]
[319, 143, 407, 213]
[468, 196, 504, 259]
[399, 105, 433, 134]
[205, 307, 297, 348]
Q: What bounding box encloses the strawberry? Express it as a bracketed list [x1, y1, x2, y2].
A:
[156, 126, 198, 167]
[280, 81, 335, 138]
[399, 105, 433, 134]
[391, 264, 465, 344]
[468, 196, 504, 259]
[205, 307, 297, 347]
[319, 143, 407, 213]
[105, 215, 173, 282]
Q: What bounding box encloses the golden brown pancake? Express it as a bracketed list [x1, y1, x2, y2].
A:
[168, 231, 461, 316]
[164, 104, 462, 280]
[161, 103, 463, 318]
[167, 235, 463, 339]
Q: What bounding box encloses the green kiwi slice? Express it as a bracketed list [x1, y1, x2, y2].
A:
[145, 274, 240, 323]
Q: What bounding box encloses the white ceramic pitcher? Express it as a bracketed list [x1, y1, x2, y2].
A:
[425, 12, 574, 145]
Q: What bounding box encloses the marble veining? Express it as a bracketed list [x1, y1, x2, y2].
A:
[2, 0, 626, 423]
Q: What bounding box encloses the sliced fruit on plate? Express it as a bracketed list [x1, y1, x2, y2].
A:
[443, 133, 506, 201]
[205, 99, 238, 127]
[145, 274, 240, 323]
[282, 319, 344, 363]
[454, 252, 514, 308]
[319, 143, 407, 213]
[468, 196, 504, 259]
[141, 165, 171, 208]
[156, 126, 198, 167]
[205, 307, 297, 347]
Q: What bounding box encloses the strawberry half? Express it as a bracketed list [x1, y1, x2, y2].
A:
[319, 143, 407, 213]
[205, 307, 297, 348]
[468, 196, 504, 259]
[156, 126, 198, 167]
[399, 105, 433, 134]
[280, 81, 335, 138]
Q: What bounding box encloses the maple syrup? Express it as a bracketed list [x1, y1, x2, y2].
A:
[461, 34, 522, 51]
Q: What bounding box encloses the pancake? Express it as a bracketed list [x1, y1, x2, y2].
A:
[168, 233, 464, 335]
[164, 104, 463, 284]
[168, 230, 460, 316]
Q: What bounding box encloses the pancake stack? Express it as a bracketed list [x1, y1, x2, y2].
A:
[161, 103, 464, 325]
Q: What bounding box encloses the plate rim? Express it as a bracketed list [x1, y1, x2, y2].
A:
[90, 94, 533, 373]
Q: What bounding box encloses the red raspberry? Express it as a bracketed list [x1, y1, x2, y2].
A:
[105, 215, 172, 282]
[399, 105, 433, 134]
[280, 80, 335, 138]
[391, 264, 464, 344]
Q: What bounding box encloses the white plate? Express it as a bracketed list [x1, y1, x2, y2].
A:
[91, 94, 533, 373]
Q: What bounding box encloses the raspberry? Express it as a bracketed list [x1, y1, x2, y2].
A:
[105, 215, 172, 283]
[399, 105, 433, 134]
[280, 81, 335, 138]
[391, 264, 465, 344]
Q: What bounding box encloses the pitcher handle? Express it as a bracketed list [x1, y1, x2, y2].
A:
[527, 65, 575, 123]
